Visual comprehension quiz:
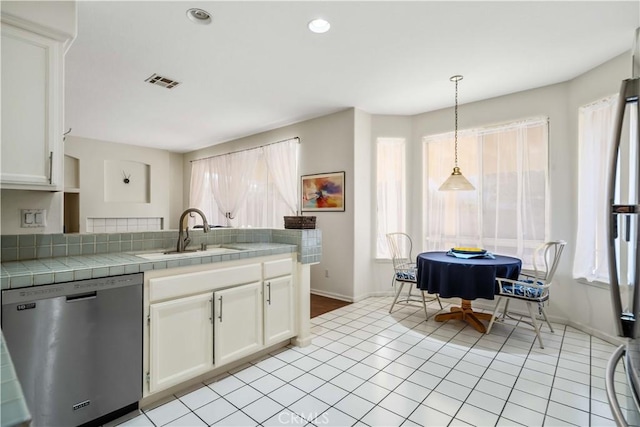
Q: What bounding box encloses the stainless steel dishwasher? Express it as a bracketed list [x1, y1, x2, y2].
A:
[1, 273, 143, 427]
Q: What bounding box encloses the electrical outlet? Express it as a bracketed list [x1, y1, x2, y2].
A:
[21, 209, 46, 228]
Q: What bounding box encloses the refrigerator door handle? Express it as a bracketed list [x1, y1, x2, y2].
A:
[606, 344, 630, 427]
[608, 77, 640, 338]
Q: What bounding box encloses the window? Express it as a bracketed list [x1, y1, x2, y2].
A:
[423, 118, 549, 267]
[190, 139, 299, 228]
[574, 95, 637, 285]
[376, 138, 407, 258]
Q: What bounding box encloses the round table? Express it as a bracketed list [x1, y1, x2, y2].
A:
[416, 251, 522, 332]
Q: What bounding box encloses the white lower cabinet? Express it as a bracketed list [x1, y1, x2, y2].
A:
[144, 255, 297, 397]
[264, 276, 295, 346]
[214, 282, 263, 366]
[148, 292, 213, 393]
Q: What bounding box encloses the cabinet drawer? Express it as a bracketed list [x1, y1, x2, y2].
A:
[263, 258, 293, 279]
[149, 263, 261, 302]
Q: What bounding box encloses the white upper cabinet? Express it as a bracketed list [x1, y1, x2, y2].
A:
[1, 5, 75, 190]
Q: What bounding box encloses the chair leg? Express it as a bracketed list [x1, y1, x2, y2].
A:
[420, 290, 428, 320]
[526, 301, 545, 349]
[486, 296, 503, 334]
[435, 294, 443, 309]
[501, 299, 511, 319]
[389, 282, 406, 313]
[539, 303, 554, 333]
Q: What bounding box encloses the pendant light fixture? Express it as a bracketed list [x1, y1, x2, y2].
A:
[439, 75, 475, 191]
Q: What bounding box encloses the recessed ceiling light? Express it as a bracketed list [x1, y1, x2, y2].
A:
[308, 18, 330, 34]
[186, 8, 212, 25]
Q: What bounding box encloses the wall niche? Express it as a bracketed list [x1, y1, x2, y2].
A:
[104, 160, 150, 203]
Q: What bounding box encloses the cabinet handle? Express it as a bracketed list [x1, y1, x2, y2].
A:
[267, 282, 271, 305]
[218, 296, 223, 322]
[48, 152, 53, 184]
[209, 298, 213, 323]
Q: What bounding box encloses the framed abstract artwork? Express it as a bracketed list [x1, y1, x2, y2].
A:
[301, 171, 345, 212]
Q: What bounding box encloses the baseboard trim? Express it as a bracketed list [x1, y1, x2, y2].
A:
[310, 288, 353, 302]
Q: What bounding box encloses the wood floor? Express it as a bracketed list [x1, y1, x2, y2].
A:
[310, 294, 351, 318]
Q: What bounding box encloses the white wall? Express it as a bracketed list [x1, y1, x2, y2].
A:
[183, 109, 358, 300]
[0, 190, 64, 234]
[1, 1, 77, 40]
[352, 109, 373, 301]
[65, 136, 183, 232]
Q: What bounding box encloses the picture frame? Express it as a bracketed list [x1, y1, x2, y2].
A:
[301, 171, 345, 212]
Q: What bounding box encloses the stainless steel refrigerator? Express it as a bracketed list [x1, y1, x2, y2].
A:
[606, 28, 640, 427]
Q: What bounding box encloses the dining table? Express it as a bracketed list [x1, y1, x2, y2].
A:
[416, 251, 522, 333]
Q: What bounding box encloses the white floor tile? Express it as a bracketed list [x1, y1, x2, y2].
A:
[289, 372, 325, 393]
[378, 392, 421, 418]
[347, 361, 379, 380]
[207, 375, 245, 395]
[408, 404, 453, 427]
[465, 389, 506, 415]
[177, 385, 218, 411]
[267, 384, 306, 407]
[456, 402, 500, 426]
[318, 408, 358, 427]
[116, 413, 154, 426]
[165, 412, 207, 426]
[550, 387, 590, 412]
[273, 348, 305, 363]
[545, 401, 590, 426]
[249, 374, 286, 394]
[422, 391, 463, 417]
[288, 395, 330, 420]
[330, 371, 366, 392]
[233, 364, 268, 383]
[353, 381, 392, 404]
[501, 402, 545, 426]
[334, 393, 376, 420]
[272, 364, 306, 382]
[508, 389, 548, 415]
[291, 356, 323, 372]
[194, 398, 236, 425]
[361, 406, 405, 426]
[213, 410, 258, 426]
[309, 363, 343, 381]
[368, 371, 404, 390]
[144, 399, 191, 426]
[394, 379, 432, 403]
[312, 382, 349, 406]
[224, 384, 263, 409]
[433, 379, 472, 401]
[242, 396, 285, 424]
[325, 354, 358, 371]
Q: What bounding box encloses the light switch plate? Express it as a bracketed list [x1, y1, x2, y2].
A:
[21, 209, 46, 228]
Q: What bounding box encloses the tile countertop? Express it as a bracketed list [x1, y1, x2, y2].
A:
[1, 243, 296, 290]
[0, 331, 31, 427]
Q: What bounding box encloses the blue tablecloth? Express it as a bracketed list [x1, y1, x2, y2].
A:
[416, 251, 522, 300]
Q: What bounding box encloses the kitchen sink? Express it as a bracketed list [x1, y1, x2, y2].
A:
[134, 246, 241, 261]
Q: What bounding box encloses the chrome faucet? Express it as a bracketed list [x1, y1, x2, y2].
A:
[177, 208, 210, 252]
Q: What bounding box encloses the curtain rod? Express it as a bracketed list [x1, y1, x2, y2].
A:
[190, 136, 300, 163]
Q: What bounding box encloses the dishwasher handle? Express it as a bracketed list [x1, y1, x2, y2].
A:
[606, 344, 629, 427]
[66, 292, 97, 302]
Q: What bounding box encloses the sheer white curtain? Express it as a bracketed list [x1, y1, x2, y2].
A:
[264, 138, 299, 214]
[190, 139, 298, 228]
[423, 117, 548, 267]
[376, 138, 407, 258]
[208, 149, 261, 226]
[573, 95, 618, 283]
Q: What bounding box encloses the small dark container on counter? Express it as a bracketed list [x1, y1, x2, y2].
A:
[284, 216, 316, 229]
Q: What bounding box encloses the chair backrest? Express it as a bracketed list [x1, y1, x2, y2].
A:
[532, 240, 567, 284]
[386, 232, 414, 270]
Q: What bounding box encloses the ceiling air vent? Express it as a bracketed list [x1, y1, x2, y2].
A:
[145, 73, 181, 89]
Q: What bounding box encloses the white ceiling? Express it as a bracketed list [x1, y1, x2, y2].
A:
[65, 1, 640, 153]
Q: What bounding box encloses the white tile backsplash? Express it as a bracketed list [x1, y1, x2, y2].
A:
[86, 217, 163, 233]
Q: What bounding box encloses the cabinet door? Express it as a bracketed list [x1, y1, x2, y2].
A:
[149, 293, 213, 393]
[1, 24, 63, 190]
[214, 282, 263, 366]
[264, 276, 296, 346]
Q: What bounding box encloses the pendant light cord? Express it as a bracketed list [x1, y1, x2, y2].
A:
[454, 77, 459, 168]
